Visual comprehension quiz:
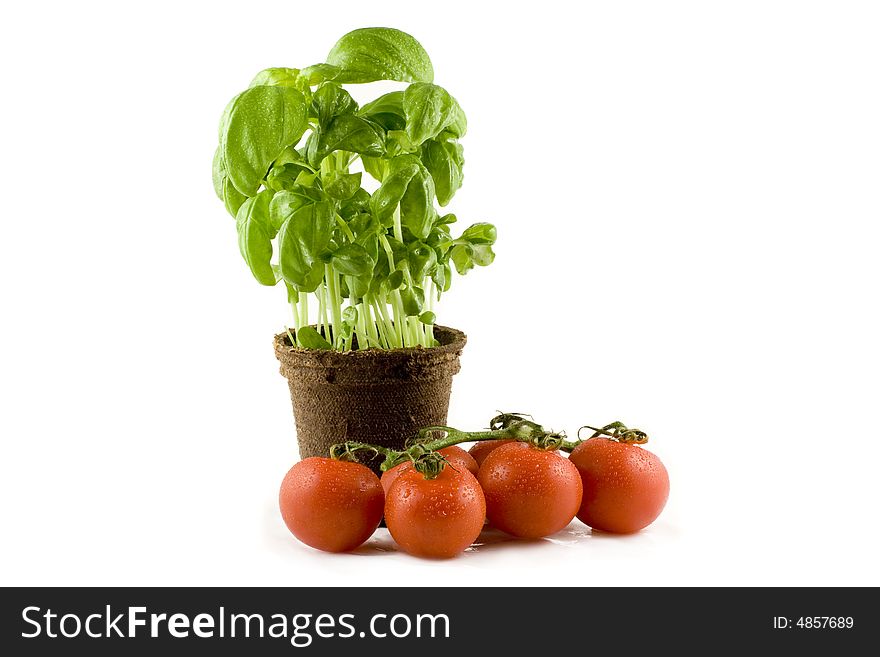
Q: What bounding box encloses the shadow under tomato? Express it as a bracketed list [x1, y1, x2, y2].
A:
[345, 521, 611, 558]
[461, 522, 599, 554]
[340, 522, 654, 558]
[347, 529, 399, 556]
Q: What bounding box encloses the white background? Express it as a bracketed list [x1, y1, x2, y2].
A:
[1, 0, 878, 587]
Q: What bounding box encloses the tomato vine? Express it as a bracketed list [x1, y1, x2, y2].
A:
[329, 413, 649, 476]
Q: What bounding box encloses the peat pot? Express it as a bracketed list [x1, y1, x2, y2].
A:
[273, 326, 466, 472]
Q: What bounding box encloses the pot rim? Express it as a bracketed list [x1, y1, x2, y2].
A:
[273, 324, 467, 363]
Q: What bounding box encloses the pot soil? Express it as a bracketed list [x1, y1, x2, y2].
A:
[274, 326, 466, 472]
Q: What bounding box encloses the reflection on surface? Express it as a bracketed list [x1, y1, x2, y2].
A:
[350, 522, 602, 557]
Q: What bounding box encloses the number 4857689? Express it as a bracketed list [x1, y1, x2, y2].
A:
[797, 617, 854, 629]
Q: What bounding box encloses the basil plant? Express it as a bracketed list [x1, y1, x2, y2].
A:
[213, 27, 497, 350]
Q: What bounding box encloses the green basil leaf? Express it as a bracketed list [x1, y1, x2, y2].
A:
[358, 232, 380, 266]
[299, 63, 343, 86]
[325, 171, 362, 201]
[341, 306, 358, 324]
[326, 27, 434, 84]
[296, 171, 320, 188]
[296, 326, 332, 350]
[399, 167, 435, 240]
[431, 262, 448, 291]
[349, 212, 379, 237]
[221, 85, 308, 197]
[331, 243, 375, 277]
[235, 190, 278, 285]
[407, 241, 437, 280]
[274, 147, 308, 168]
[213, 146, 248, 217]
[385, 236, 409, 269]
[375, 249, 392, 280]
[267, 147, 315, 193]
[421, 139, 464, 206]
[371, 158, 420, 224]
[419, 311, 436, 325]
[383, 269, 405, 293]
[428, 225, 453, 251]
[358, 91, 406, 131]
[400, 286, 425, 316]
[470, 244, 495, 267]
[446, 98, 467, 139]
[403, 83, 455, 146]
[266, 159, 315, 192]
[460, 222, 497, 245]
[278, 200, 333, 292]
[338, 324, 355, 344]
[285, 282, 299, 304]
[269, 187, 322, 231]
[304, 130, 321, 167]
[212, 146, 226, 199]
[449, 241, 495, 275]
[361, 156, 388, 182]
[314, 115, 384, 165]
[385, 130, 418, 153]
[345, 275, 369, 301]
[311, 83, 357, 127]
[450, 243, 474, 275]
[223, 179, 248, 218]
[337, 306, 358, 344]
[339, 189, 371, 218]
[249, 68, 303, 89]
[217, 92, 241, 143]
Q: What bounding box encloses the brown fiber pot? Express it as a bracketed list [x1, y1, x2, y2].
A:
[273, 326, 466, 472]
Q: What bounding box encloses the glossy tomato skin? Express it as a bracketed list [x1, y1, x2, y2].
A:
[440, 446, 479, 475]
[385, 465, 485, 558]
[468, 440, 516, 468]
[478, 443, 583, 539]
[569, 438, 669, 534]
[380, 446, 478, 495]
[279, 457, 384, 553]
[380, 461, 410, 495]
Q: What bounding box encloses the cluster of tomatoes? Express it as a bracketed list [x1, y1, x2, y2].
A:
[279, 433, 669, 558]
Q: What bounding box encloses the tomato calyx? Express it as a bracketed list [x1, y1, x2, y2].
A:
[487, 412, 566, 450]
[488, 412, 536, 431]
[577, 422, 649, 445]
[411, 451, 449, 480]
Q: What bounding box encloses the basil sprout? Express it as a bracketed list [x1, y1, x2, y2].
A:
[213, 28, 496, 349]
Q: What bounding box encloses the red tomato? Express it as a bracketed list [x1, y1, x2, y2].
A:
[569, 438, 669, 534]
[279, 457, 384, 553]
[380, 461, 409, 495]
[385, 464, 486, 558]
[440, 445, 479, 475]
[380, 446, 478, 494]
[468, 439, 516, 468]
[478, 443, 582, 538]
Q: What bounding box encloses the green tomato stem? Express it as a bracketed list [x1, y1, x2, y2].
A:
[577, 422, 649, 444]
[329, 414, 576, 474]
